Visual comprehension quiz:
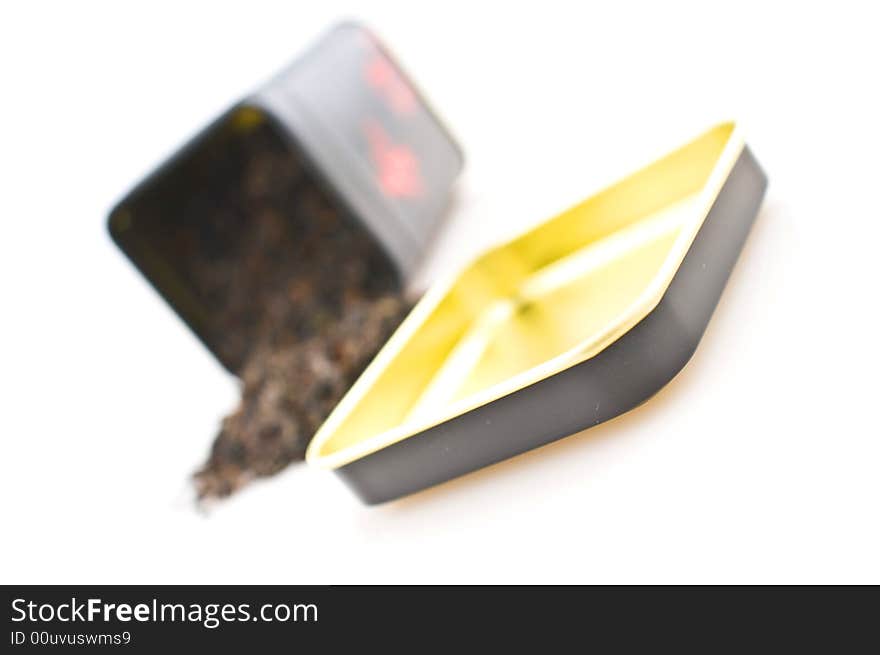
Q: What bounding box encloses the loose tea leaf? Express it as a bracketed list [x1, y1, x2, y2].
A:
[132, 117, 411, 500]
[194, 294, 409, 499]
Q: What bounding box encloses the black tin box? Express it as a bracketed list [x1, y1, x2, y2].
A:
[108, 23, 463, 373]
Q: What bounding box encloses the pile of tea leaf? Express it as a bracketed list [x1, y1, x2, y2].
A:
[143, 119, 411, 500]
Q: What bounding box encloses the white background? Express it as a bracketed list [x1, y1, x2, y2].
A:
[2, 1, 878, 584]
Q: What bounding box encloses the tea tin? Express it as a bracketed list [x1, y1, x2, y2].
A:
[107, 22, 462, 372]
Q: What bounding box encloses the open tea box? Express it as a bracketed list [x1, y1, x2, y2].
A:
[307, 122, 767, 504]
[108, 23, 463, 373]
[106, 23, 464, 497]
